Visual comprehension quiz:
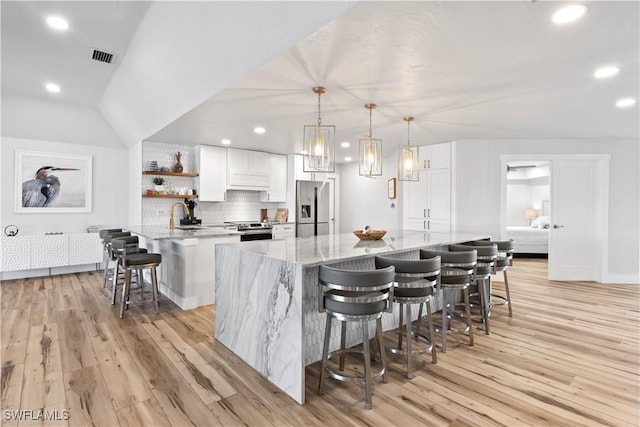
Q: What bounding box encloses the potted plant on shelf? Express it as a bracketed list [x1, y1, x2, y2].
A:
[153, 177, 166, 194]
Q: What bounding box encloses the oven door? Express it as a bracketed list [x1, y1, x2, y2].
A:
[240, 231, 273, 241]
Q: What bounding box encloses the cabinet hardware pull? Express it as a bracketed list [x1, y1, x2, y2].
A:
[427, 159, 431, 168]
[427, 221, 430, 230]
[423, 208, 427, 217]
[427, 208, 430, 217]
[223, 192, 227, 201]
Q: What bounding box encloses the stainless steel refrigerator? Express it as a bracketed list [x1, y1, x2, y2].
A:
[296, 180, 330, 238]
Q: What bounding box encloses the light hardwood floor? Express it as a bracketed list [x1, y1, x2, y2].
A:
[1, 259, 638, 426]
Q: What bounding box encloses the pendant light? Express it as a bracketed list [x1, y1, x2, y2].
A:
[359, 103, 382, 177]
[303, 86, 335, 173]
[397, 116, 419, 181]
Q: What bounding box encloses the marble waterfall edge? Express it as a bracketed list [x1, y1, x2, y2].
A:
[215, 244, 304, 403]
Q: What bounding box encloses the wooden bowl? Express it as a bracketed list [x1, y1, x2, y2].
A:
[353, 230, 387, 240]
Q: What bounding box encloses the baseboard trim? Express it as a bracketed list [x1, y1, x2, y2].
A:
[601, 274, 640, 285]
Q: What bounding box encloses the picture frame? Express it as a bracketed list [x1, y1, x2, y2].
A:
[15, 150, 92, 213]
[388, 177, 397, 199]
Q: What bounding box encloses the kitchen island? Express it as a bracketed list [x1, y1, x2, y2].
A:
[215, 229, 489, 404]
[127, 225, 241, 310]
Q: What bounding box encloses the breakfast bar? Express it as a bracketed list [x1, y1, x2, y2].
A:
[215, 230, 489, 404]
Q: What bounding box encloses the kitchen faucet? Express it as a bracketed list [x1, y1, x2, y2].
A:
[170, 201, 190, 230]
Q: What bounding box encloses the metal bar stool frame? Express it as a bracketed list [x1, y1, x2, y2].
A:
[465, 240, 515, 317]
[99, 229, 125, 288]
[110, 237, 161, 319]
[420, 249, 477, 353]
[454, 243, 499, 334]
[374, 255, 440, 379]
[317, 265, 395, 410]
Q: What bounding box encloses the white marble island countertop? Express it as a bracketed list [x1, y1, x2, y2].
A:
[126, 224, 241, 240]
[220, 229, 490, 267]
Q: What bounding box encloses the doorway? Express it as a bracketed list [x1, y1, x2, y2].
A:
[500, 154, 610, 282]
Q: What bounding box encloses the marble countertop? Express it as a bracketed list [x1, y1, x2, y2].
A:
[126, 225, 241, 240]
[221, 229, 490, 267]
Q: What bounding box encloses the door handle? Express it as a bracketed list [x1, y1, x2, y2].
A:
[552, 224, 564, 229]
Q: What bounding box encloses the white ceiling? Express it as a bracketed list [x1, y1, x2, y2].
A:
[2, 1, 638, 163]
[1, 1, 149, 105]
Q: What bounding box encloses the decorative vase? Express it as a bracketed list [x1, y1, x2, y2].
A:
[173, 151, 184, 173]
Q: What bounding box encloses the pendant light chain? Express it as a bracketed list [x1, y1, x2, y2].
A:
[407, 118, 411, 145]
[317, 91, 322, 126]
[368, 106, 373, 138]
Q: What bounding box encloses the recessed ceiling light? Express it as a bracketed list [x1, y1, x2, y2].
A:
[593, 66, 620, 78]
[254, 126, 266, 134]
[46, 16, 69, 31]
[221, 139, 231, 145]
[340, 142, 350, 148]
[616, 98, 637, 108]
[552, 5, 588, 24]
[345, 157, 352, 162]
[45, 82, 61, 93]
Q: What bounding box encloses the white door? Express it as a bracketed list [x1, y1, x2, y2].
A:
[548, 160, 596, 280]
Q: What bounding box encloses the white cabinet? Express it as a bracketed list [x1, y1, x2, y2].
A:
[260, 154, 287, 202]
[272, 223, 295, 239]
[196, 145, 227, 201]
[1, 233, 102, 273]
[227, 148, 270, 190]
[403, 142, 453, 232]
[1, 236, 31, 271]
[424, 143, 451, 170]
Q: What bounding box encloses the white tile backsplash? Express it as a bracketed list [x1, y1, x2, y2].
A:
[142, 141, 283, 226]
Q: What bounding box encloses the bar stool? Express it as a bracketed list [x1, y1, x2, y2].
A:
[420, 248, 476, 353]
[374, 255, 439, 378]
[317, 265, 394, 409]
[465, 240, 514, 317]
[110, 236, 162, 319]
[99, 229, 125, 288]
[451, 244, 498, 334]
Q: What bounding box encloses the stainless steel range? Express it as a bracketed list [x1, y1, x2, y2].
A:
[225, 221, 273, 241]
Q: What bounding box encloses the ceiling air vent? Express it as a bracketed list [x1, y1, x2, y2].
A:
[90, 49, 116, 64]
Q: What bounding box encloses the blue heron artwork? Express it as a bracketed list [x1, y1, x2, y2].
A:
[15, 151, 92, 213]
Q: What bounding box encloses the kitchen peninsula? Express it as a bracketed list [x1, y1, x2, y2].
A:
[127, 225, 241, 310]
[215, 229, 489, 404]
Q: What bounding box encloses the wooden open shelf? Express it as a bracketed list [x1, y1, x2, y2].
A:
[143, 194, 198, 199]
[143, 171, 199, 177]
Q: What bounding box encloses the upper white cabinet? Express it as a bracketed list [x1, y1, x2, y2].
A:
[227, 148, 270, 190]
[196, 145, 227, 201]
[424, 143, 451, 170]
[403, 142, 454, 233]
[260, 154, 287, 202]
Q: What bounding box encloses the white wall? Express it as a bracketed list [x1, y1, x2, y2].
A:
[1, 137, 129, 235]
[455, 139, 639, 279]
[338, 154, 401, 233]
[1, 94, 125, 149]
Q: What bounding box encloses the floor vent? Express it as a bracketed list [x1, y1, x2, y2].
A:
[90, 49, 115, 64]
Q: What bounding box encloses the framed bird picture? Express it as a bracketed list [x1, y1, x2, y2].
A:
[15, 150, 92, 213]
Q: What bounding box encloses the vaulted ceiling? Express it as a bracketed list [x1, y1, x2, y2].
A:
[2, 1, 638, 162]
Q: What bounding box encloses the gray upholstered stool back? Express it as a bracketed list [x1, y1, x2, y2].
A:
[374, 255, 440, 301]
[318, 265, 394, 321]
[451, 244, 497, 277]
